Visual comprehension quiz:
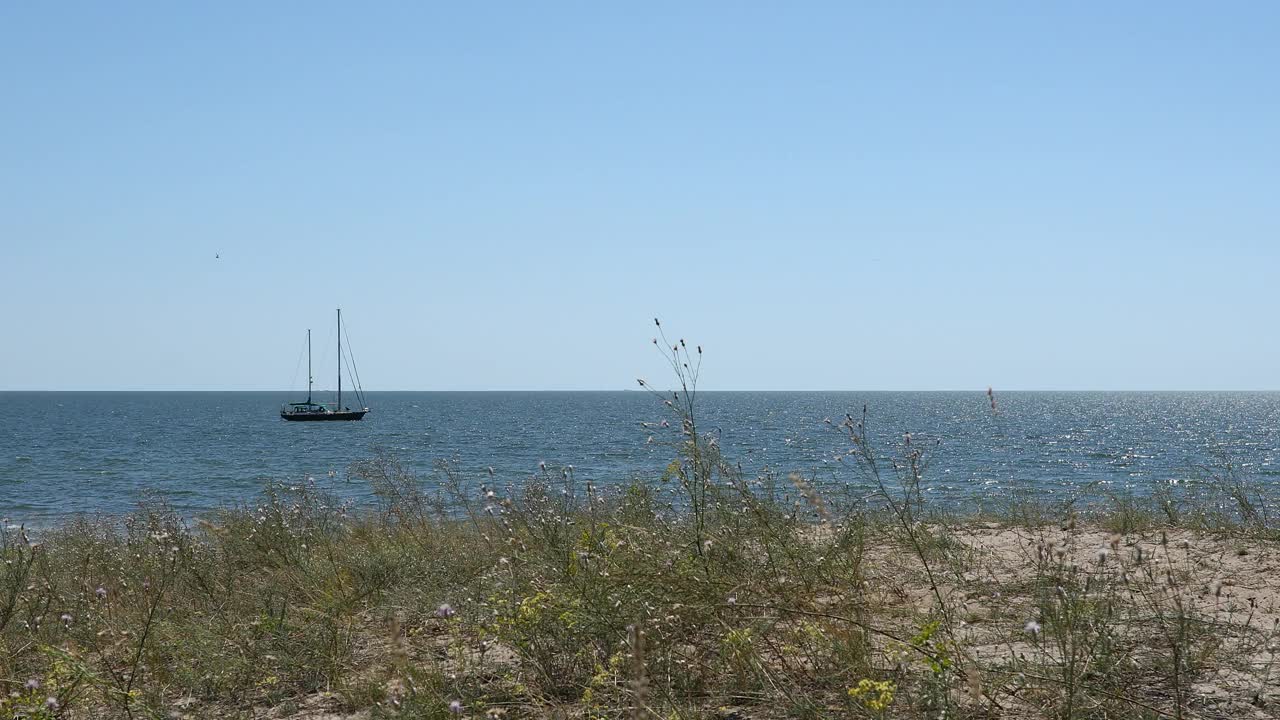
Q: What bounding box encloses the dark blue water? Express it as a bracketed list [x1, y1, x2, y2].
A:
[1, 392, 1278, 522]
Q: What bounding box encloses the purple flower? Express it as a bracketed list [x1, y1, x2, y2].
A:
[95, 586, 107, 600]
[60, 613, 73, 627]
[24, 679, 39, 691]
[449, 699, 464, 714]
[436, 603, 456, 619]
[45, 697, 59, 710]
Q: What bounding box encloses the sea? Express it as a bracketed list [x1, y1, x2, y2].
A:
[2, 391, 1278, 523]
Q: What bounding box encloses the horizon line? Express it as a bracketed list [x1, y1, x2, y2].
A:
[3, 388, 1278, 394]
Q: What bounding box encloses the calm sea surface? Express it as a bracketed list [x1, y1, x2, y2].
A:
[2, 392, 1278, 522]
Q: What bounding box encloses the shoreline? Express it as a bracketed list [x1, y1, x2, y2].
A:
[2, 456, 1278, 719]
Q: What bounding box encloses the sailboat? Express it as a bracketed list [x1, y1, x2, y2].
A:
[281, 309, 370, 421]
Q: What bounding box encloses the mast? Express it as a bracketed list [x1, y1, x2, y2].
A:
[336, 308, 342, 410]
[306, 329, 313, 404]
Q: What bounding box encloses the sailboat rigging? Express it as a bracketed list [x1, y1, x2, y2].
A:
[281, 309, 370, 421]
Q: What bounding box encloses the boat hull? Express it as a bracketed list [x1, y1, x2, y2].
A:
[281, 410, 369, 421]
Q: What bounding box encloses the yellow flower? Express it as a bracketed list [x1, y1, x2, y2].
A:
[848, 678, 896, 712]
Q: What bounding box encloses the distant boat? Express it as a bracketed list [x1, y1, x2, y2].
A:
[281, 309, 370, 421]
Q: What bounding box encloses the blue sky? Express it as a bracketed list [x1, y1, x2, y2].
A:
[2, 2, 1276, 390]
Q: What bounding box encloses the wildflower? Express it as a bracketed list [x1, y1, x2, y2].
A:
[95, 586, 107, 600]
[45, 697, 59, 710]
[726, 596, 737, 606]
[848, 679, 895, 712]
[1025, 620, 1042, 638]
[60, 613, 72, 627]
[24, 679, 39, 691]
[538, 461, 546, 472]
[449, 699, 464, 714]
[436, 603, 456, 619]
[1096, 548, 1109, 564]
